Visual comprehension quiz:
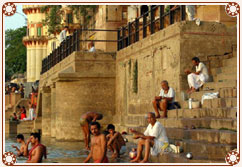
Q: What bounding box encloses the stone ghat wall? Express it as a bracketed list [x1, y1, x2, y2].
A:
[39, 51, 116, 141]
[115, 21, 236, 130]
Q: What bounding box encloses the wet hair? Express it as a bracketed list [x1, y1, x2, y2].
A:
[107, 124, 115, 130]
[90, 122, 101, 130]
[30, 133, 41, 141]
[161, 80, 168, 86]
[192, 57, 200, 63]
[16, 134, 24, 140]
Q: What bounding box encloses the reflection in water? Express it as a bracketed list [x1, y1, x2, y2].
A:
[5, 135, 135, 163]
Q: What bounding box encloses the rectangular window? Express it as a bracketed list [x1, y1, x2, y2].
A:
[37, 27, 41, 36]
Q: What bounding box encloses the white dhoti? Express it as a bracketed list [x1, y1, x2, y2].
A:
[150, 139, 167, 156]
[187, 73, 209, 89]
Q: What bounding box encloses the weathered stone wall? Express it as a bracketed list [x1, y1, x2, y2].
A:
[39, 51, 116, 141]
[115, 21, 236, 130]
[41, 87, 51, 136]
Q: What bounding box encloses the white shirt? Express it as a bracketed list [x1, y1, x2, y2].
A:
[60, 30, 67, 43]
[159, 87, 175, 102]
[144, 121, 169, 143]
[196, 62, 209, 79]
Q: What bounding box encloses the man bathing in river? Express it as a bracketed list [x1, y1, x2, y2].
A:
[80, 112, 103, 150]
[83, 122, 108, 163]
[106, 124, 126, 158]
[25, 133, 47, 163]
[12, 134, 27, 157]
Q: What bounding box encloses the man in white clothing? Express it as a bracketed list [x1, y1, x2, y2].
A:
[152, 80, 175, 118]
[59, 26, 68, 43]
[130, 112, 169, 163]
[185, 57, 209, 93]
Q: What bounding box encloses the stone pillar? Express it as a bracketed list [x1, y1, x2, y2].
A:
[30, 45, 36, 82]
[27, 47, 31, 82]
[35, 46, 43, 80]
[41, 87, 51, 136]
[50, 83, 56, 138]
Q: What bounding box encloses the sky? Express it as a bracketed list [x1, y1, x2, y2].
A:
[5, 5, 27, 30]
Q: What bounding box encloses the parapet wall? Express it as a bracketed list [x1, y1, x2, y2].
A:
[115, 21, 236, 129]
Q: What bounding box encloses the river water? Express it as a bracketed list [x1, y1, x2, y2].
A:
[5, 134, 134, 163]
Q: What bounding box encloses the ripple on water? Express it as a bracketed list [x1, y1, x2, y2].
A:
[5, 135, 135, 163]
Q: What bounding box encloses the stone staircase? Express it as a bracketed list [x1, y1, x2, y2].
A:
[120, 46, 237, 163]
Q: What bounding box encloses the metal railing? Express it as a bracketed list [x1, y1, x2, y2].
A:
[41, 29, 118, 74]
[41, 29, 81, 74]
[117, 5, 186, 50]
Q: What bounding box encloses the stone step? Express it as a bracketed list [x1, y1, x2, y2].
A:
[17, 121, 34, 134]
[190, 88, 237, 101]
[202, 81, 237, 91]
[157, 117, 237, 131]
[222, 57, 237, 67]
[210, 66, 237, 76]
[166, 128, 237, 145]
[149, 152, 225, 163]
[124, 115, 149, 127]
[167, 108, 237, 119]
[219, 88, 237, 98]
[214, 73, 237, 82]
[202, 97, 237, 108]
[190, 90, 217, 101]
[173, 139, 236, 160]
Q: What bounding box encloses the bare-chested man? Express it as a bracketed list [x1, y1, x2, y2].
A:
[12, 134, 27, 157]
[83, 122, 108, 163]
[25, 133, 47, 163]
[80, 112, 103, 150]
[106, 124, 126, 158]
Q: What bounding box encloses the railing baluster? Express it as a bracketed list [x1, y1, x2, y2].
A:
[77, 29, 80, 51]
[117, 29, 120, 50]
[169, 5, 174, 25]
[122, 26, 125, 48]
[135, 18, 139, 42]
[159, 5, 164, 30]
[128, 22, 132, 46]
[150, 6, 155, 34]
[180, 5, 186, 21]
[143, 13, 147, 38]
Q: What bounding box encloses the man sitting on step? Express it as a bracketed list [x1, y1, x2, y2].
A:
[152, 80, 175, 118]
[185, 57, 209, 93]
[130, 112, 169, 163]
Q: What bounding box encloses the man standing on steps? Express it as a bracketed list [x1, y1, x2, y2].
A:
[130, 112, 169, 163]
[185, 57, 209, 93]
[152, 80, 175, 118]
[59, 26, 69, 43]
[80, 112, 103, 150]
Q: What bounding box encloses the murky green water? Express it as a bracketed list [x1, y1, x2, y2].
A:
[5, 135, 135, 163]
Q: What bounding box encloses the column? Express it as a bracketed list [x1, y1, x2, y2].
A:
[50, 83, 56, 138]
[42, 87, 51, 136]
[30, 44, 36, 82]
[35, 45, 43, 80]
[27, 47, 31, 82]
